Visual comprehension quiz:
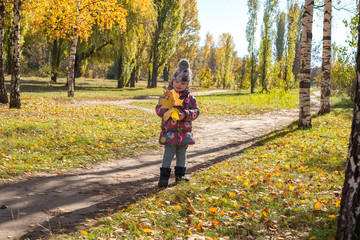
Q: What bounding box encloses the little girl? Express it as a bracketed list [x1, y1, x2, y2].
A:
[155, 59, 200, 188]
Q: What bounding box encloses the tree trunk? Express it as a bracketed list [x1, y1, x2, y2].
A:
[298, 0, 314, 129]
[129, 65, 137, 87]
[67, 33, 78, 97]
[151, 66, 158, 88]
[50, 39, 63, 83]
[319, 0, 331, 114]
[163, 61, 170, 82]
[250, 57, 256, 94]
[0, 1, 8, 104]
[117, 55, 125, 88]
[9, 0, 21, 109]
[336, 4, 360, 238]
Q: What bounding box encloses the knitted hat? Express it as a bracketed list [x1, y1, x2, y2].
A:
[172, 59, 192, 84]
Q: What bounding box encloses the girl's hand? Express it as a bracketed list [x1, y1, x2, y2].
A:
[178, 110, 185, 120]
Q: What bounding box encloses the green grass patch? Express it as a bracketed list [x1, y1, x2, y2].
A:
[63, 105, 351, 239]
[0, 99, 160, 179]
[134, 89, 299, 115]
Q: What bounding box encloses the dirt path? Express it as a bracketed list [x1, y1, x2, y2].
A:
[0, 91, 320, 240]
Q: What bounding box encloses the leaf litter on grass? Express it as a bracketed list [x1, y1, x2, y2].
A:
[62, 108, 350, 240]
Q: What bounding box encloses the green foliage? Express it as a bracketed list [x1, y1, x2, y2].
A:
[216, 33, 235, 89]
[258, 0, 278, 92]
[331, 55, 356, 99]
[149, 0, 184, 87]
[275, 11, 286, 61]
[246, 0, 259, 93]
[170, 0, 200, 72]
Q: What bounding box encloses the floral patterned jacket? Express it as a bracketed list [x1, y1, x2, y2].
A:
[155, 84, 200, 145]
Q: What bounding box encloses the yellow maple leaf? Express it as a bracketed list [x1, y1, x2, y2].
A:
[228, 192, 236, 198]
[314, 201, 323, 211]
[173, 205, 182, 210]
[209, 207, 218, 215]
[142, 228, 152, 233]
[159, 89, 183, 121]
[212, 220, 221, 226]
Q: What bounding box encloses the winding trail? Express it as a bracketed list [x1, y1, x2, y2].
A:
[0, 91, 320, 240]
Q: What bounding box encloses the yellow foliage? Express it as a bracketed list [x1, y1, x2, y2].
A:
[159, 89, 184, 121]
[24, 0, 150, 41]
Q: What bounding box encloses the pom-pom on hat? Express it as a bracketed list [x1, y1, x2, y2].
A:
[172, 59, 192, 84]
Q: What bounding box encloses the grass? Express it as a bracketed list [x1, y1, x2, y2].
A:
[0, 76, 352, 238]
[0, 103, 160, 179]
[60, 97, 352, 239]
[134, 89, 299, 115]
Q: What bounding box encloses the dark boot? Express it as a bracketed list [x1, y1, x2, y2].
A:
[175, 166, 189, 183]
[158, 167, 171, 187]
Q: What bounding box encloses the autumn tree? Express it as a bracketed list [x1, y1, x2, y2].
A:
[281, 1, 301, 90]
[336, 3, 360, 237]
[114, 1, 152, 88]
[318, 0, 332, 114]
[298, 0, 314, 129]
[26, 0, 149, 97]
[165, 0, 200, 82]
[0, 1, 8, 103]
[275, 11, 286, 62]
[246, 0, 259, 93]
[148, 0, 183, 88]
[258, 0, 278, 92]
[217, 33, 235, 89]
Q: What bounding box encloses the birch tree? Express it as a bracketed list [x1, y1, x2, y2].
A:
[9, 0, 21, 108]
[246, 0, 259, 94]
[319, 0, 332, 114]
[336, 4, 360, 237]
[298, 0, 314, 129]
[0, 1, 8, 104]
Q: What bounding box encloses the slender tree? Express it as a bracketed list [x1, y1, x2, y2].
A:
[217, 33, 235, 89]
[246, 0, 259, 94]
[298, 0, 314, 129]
[148, 0, 183, 88]
[9, 0, 21, 109]
[258, 0, 278, 92]
[0, 1, 8, 103]
[282, 1, 301, 90]
[319, 0, 332, 114]
[166, 0, 200, 80]
[275, 11, 286, 62]
[336, 3, 360, 237]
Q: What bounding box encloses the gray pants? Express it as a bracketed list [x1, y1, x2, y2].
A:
[161, 144, 188, 168]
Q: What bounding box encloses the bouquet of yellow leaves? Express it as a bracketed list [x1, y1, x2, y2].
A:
[159, 89, 184, 121]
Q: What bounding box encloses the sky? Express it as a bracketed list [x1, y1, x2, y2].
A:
[196, 0, 357, 57]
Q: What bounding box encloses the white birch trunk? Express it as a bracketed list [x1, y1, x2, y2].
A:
[0, 1, 8, 103]
[319, 0, 331, 114]
[67, 33, 78, 97]
[336, 3, 360, 238]
[298, 0, 314, 129]
[9, 0, 21, 108]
